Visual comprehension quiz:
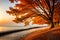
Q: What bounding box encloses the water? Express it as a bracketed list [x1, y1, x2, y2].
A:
[0, 26, 47, 40]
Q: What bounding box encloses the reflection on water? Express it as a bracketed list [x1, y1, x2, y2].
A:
[0, 26, 47, 32]
[0, 24, 48, 32]
[0, 26, 34, 32]
[0, 27, 12, 32]
[0, 27, 3, 32]
[0, 26, 47, 40]
[0, 27, 18, 32]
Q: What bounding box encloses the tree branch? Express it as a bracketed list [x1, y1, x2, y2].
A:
[36, 0, 49, 17]
[45, 0, 52, 17]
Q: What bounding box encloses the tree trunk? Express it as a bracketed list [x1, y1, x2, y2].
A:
[49, 17, 55, 29]
[50, 18, 55, 29]
[50, 21, 54, 29]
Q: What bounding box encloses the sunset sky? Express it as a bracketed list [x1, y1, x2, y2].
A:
[1, 0, 60, 27]
[0, 0, 39, 27]
[0, 0, 25, 27]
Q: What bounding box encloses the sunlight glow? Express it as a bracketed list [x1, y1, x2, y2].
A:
[0, 7, 4, 23]
[17, 1, 21, 4]
[0, 7, 10, 24]
[0, 6, 15, 25]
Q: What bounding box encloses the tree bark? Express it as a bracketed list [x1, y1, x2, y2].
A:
[50, 18, 55, 29]
[50, 21, 54, 29]
[49, 17, 55, 29]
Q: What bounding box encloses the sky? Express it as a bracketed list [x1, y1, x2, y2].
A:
[0, 0, 41, 27]
[1, 0, 59, 27]
[0, 0, 25, 27]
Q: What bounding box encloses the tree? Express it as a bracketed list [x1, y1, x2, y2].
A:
[7, 0, 60, 28]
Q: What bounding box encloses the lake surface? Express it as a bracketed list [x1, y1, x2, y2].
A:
[0, 26, 47, 40]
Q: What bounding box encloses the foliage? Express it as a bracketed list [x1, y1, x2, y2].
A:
[7, 0, 60, 28]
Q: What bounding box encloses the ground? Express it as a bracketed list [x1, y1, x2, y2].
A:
[23, 26, 60, 40]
